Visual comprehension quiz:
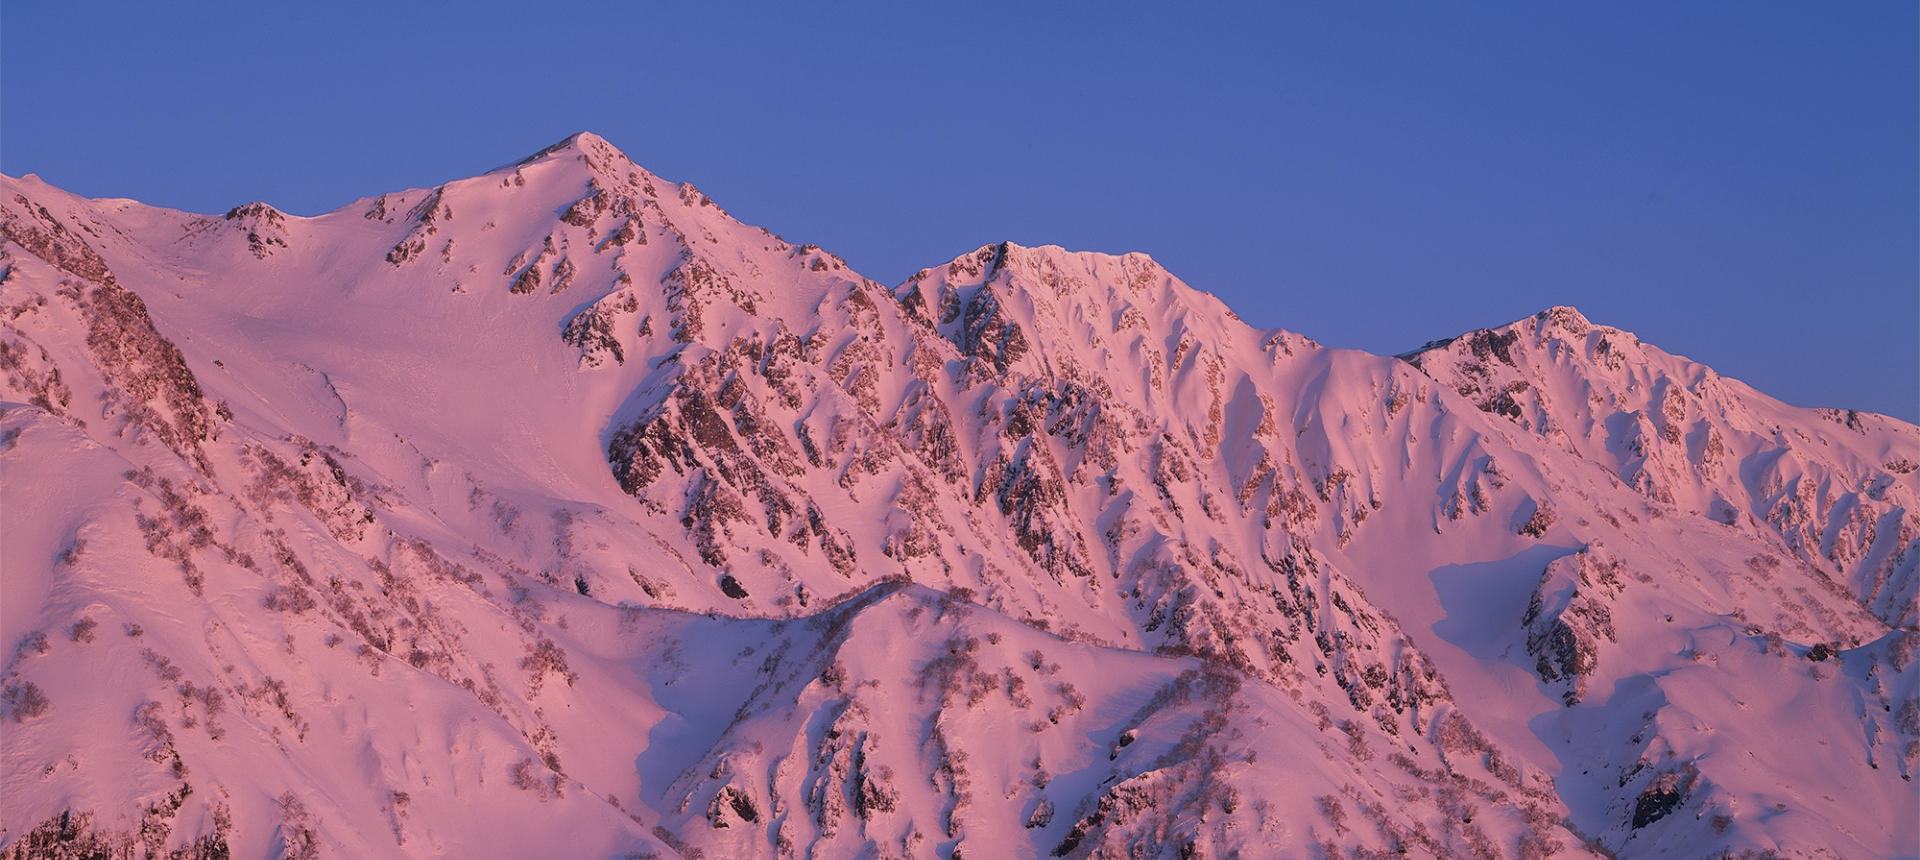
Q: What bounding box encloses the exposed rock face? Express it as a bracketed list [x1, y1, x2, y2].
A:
[562, 287, 639, 367]
[1405, 306, 1919, 628]
[0, 135, 1912, 860]
[1630, 765, 1699, 830]
[1, 192, 219, 473]
[1, 192, 117, 283]
[224, 202, 291, 259]
[1523, 543, 1628, 705]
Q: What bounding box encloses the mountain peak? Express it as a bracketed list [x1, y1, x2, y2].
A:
[1400, 303, 1916, 628]
[509, 130, 635, 174]
[1398, 305, 1598, 360]
[1534, 304, 1593, 333]
[2, 144, 1912, 860]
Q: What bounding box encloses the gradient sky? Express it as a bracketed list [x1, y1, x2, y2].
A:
[5, 2, 1915, 421]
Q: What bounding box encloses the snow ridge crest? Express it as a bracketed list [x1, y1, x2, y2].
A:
[0, 136, 1913, 860]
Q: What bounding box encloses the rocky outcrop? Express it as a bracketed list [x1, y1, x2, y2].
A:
[2, 191, 219, 472]
[1, 134, 1909, 860]
[1523, 543, 1628, 705]
[561, 285, 639, 367]
[1406, 306, 1919, 627]
[78, 281, 220, 473]
[223, 202, 290, 259]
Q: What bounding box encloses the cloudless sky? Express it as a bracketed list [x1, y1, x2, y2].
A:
[4, 2, 1915, 421]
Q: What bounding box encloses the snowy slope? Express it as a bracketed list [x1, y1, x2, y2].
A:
[1, 133, 1912, 859]
[1403, 307, 1916, 628]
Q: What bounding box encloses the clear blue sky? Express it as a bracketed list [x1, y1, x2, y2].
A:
[5, 2, 1914, 421]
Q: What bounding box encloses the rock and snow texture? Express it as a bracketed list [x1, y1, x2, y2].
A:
[1, 132, 1913, 859]
[1404, 306, 1918, 629]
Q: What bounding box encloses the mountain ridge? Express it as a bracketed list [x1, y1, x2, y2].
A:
[1, 133, 1912, 860]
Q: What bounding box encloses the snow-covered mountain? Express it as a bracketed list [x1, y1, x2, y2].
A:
[2, 132, 1912, 860]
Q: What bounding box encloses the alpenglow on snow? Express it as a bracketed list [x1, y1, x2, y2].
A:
[1, 133, 1913, 860]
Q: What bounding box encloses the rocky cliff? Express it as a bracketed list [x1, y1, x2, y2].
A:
[1, 133, 1912, 859]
